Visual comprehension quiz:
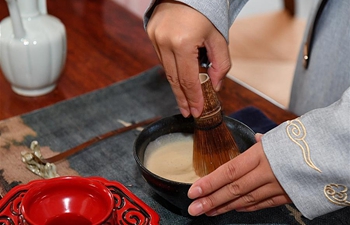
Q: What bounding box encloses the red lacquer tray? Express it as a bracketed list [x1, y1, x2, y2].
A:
[0, 176, 160, 225]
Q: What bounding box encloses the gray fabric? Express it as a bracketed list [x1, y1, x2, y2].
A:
[144, 0, 248, 42]
[19, 66, 349, 224]
[263, 88, 350, 219]
[289, 1, 350, 115]
[144, 0, 350, 220]
[144, 0, 350, 117]
[263, 1, 350, 219]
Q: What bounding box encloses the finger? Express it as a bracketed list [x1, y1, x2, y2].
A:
[147, 3, 203, 117]
[255, 133, 263, 142]
[188, 150, 276, 216]
[174, 47, 204, 118]
[188, 142, 264, 199]
[235, 194, 291, 212]
[158, 48, 191, 117]
[146, 2, 192, 117]
[205, 194, 291, 216]
[205, 39, 231, 91]
[204, 162, 277, 210]
[205, 182, 288, 216]
[188, 169, 268, 216]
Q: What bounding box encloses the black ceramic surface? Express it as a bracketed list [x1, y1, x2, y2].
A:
[133, 114, 256, 214]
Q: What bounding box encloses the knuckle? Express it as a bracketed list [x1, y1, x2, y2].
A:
[201, 196, 216, 210]
[219, 59, 232, 73]
[224, 58, 232, 69]
[165, 73, 180, 87]
[151, 28, 171, 46]
[211, 58, 231, 74]
[179, 77, 198, 90]
[154, 30, 191, 50]
[242, 193, 257, 204]
[265, 198, 278, 207]
[204, 179, 217, 196]
[227, 182, 241, 197]
[170, 33, 191, 49]
[224, 163, 238, 182]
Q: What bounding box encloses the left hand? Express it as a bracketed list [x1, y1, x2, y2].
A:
[187, 134, 291, 216]
[146, 0, 231, 118]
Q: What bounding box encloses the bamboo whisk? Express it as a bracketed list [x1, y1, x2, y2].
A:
[193, 51, 241, 177]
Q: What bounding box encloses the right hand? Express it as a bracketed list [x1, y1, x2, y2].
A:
[147, 0, 231, 118]
[187, 134, 291, 216]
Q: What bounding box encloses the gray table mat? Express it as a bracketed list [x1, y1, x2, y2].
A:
[10, 65, 348, 224]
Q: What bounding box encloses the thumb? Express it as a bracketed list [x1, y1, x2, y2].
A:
[255, 133, 263, 142]
[205, 41, 231, 91]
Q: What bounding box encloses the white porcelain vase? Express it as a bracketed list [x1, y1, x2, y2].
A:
[0, 0, 67, 96]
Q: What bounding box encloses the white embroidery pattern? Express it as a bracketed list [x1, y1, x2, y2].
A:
[286, 118, 321, 172]
[324, 184, 350, 206]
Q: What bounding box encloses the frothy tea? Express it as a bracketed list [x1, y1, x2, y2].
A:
[144, 133, 200, 183]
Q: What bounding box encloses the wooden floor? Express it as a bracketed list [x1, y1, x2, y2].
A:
[228, 10, 306, 109]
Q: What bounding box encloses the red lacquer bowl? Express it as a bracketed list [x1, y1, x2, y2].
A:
[21, 176, 114, 225]
[0, 176, 159, 225]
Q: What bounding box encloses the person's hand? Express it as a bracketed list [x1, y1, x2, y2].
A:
[187, 134, 291, 216]
[147, 0, 231, 118]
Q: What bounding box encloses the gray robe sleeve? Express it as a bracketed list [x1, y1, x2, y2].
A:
[262, 87, 350, 219]
[143, 0, 248, 42]
[144, 0, 350, 220]
[266, 1, 350, 219]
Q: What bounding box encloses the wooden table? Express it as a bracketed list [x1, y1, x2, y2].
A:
[0, 0, 296, 123]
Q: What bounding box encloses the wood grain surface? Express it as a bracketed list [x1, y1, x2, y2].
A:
[0, 0, 296, 123]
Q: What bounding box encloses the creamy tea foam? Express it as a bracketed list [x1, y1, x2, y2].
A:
[144, 133, 200, 183]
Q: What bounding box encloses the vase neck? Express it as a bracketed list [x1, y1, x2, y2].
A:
[17, 0, 40, 18]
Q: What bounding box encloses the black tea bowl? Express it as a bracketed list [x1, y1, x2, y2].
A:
[133, 114, 256, 215]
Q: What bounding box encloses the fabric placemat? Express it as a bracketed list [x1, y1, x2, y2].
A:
[0, 65, 348, 225]
[230, 106, 277, 134]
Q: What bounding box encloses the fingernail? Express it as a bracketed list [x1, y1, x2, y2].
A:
[188, 201, 204, 216]
[179, 108, 190, 118]
[190, 107, 201, 118]
[188, 186, 202, 199]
